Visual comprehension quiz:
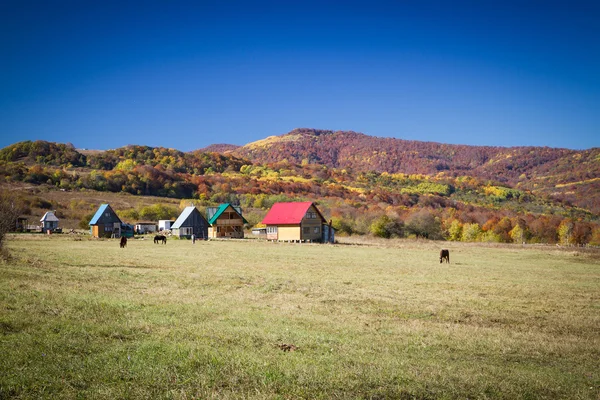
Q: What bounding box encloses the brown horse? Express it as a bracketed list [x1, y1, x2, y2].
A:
[440, 249, 450, 263]
[154, 235, 167, 244]
[120, 236, 127, 248]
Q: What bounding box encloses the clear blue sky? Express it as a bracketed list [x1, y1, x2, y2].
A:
[1, 0, 599, 151]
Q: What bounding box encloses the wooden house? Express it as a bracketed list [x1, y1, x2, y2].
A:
[207, 203, 247, 239]
[171, 206, 209, 239]
[89, 204, 122, 238]
[261, 202, 328, 242]
[40, 211, 59, 233]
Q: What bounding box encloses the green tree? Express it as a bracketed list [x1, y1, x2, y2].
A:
[509, 224, 526, 244]
[447, 220, 463, 241]
[405, 209, 442, 239]
[557, 219, 574, 245]
[461, 223, 482, 242]
[370, 215, 404, 239]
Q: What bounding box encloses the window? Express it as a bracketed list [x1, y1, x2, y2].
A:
[314, 226, 320, 234]
[104, 226, 112, 232]
[303, 227, 310, 234]
[267, 226, 277, 234]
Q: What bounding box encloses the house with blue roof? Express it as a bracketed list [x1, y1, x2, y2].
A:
[89, 204, 123, 238]
[207, 203, 247, 239]
[171, 206, 209, 239]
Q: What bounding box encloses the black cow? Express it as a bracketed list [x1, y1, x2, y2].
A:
[154, 235, 167, 244]
[120, 236, 127, 248]
[440, 249, 450, 263]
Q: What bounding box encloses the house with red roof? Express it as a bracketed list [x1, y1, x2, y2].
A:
[261, 202, 332, 243]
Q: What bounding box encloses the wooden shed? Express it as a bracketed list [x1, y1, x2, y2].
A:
[207, 203, 247, 239]
[261, 202, 327, 242]
[40, 211, 60, 233]
[89, 204, 122, 238]
[171, 206, 209, 239]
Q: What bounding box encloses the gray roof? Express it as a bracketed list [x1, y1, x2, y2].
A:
[40, 211, 59, 222]
[171, 206, 196, 229]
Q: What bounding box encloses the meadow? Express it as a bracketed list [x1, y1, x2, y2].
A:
[1, 234, 598, 399]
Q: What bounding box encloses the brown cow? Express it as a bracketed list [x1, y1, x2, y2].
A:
[440, 249, 450, 263]
[120, 236, 127, 248]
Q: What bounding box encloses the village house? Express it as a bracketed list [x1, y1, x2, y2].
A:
[89, 204, 122, 238]
[207, 203, 247, 239]
[40, 211, 59, 233]
[170, 206, 209, 239]
[261, 201, 333, 243]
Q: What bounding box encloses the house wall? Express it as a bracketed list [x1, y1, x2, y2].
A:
[209, 218, 244, 238]
[299, 205, 324, 242]
[42, 221, 58, 233]
[92, 223, 120, 238]
[277, 225, 301, 241]
[92, 224, 114, 238]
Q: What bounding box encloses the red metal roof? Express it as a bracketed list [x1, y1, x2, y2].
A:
[261, 202, 317, 225]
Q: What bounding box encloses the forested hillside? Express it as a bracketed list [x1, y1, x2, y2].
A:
[230, 129, 600, 213]
[1, 132, 599, 245]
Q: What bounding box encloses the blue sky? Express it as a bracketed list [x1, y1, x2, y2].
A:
[1, 0, 598, 151]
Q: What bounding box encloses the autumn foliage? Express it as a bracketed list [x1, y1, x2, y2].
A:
[1, 132, 598, 245]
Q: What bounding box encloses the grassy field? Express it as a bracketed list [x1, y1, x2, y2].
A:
[1, 234, 599, 399]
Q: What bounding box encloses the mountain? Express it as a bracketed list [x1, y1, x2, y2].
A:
[227, 128, 599, 212]
[230, 128, 582, 180]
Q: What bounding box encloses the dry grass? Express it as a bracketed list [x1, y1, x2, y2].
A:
[1, 234, 599, 399]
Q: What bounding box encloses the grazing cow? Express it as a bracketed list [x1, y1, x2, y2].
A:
[440, 249, 450, 263]
[154, 235, 167, 244]
[120, 236, 127, 248]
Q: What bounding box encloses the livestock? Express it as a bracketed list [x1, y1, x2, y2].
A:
[440, 249, 450, 263]
[154, 235, 167, 244]
[120, 236, 127, 248]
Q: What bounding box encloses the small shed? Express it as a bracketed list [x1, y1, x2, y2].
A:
[40, 211, 59, 233]
[89, 204, 122, 238]
[261, 202, 328, 242]
[171, 206, 209, 239]
[251, 227, 267, 237]
[135, 222, 157, 234]
[207, 203, 247, 239]
[158, 220, 174, 231]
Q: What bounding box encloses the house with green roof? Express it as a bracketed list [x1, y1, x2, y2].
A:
[207, 203, 247, 239]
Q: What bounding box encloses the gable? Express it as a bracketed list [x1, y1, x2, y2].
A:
[89, 204, 122, 226]
[208, 203, 247, 225]
[172, 207, 208, 229]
